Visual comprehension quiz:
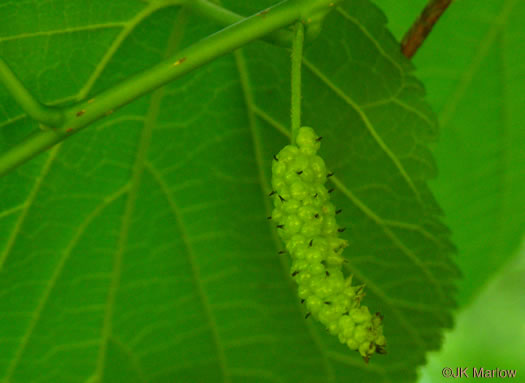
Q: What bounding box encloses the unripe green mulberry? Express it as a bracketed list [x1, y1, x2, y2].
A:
[271, 127, 386, 361]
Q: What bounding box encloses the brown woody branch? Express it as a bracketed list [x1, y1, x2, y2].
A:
[401, 0, 452, 59]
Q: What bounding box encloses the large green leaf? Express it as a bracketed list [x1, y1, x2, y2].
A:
[375, 0, 525, 305]
[0, 1, 457, 382]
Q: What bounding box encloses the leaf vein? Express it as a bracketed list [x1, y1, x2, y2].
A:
[2, 185, 127, 381]
[303, 58, 422, 203]
[146, 162, 231, 383]
[0, 23, 124, 43]
[0, 145, 61, 272]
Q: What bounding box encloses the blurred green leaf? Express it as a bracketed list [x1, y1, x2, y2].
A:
[375, 0, 525, 306]
[0, 1, 457, 382]
[420, 245, 525, 383]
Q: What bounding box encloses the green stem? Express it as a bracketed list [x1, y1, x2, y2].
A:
[290, 21, 304, 145]
[185, 0, 294, 46]
[0, 0, 341, 177]
[0, 58, 64, 127]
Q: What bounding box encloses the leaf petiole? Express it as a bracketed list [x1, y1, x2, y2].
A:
[0, 59, 64, 127]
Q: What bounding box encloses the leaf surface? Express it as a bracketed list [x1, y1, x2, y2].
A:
[0, 1, 458, 382]
[376, 0, 525, 305]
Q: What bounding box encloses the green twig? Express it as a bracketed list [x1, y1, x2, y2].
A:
[0, 59, 64, 127]
[185, 0, 294, 46]
[290, 21, 304, 144]
[0, 0, 341, 177]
